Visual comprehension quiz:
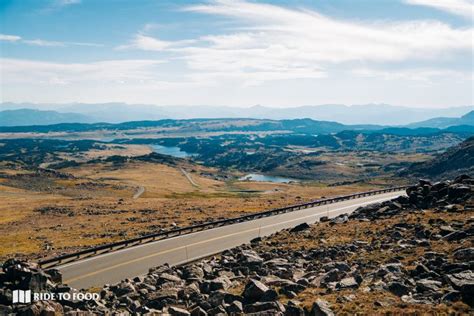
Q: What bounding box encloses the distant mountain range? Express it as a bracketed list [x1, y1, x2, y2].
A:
[1, 102, 472, 126]
[0, 109, 93, 126]
[407, 110, 474, 129]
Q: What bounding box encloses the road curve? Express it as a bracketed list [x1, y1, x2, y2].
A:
[133, 186, 145, 199]
[180, 167, 199, 187]
[58, 191, 403, 289]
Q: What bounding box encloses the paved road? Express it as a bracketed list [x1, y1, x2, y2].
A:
[58, 191, 403, 289]
[180, 167, 199, 187]
[133, 186, 145, 199]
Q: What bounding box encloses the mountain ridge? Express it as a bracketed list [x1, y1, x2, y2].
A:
[407, 110, 474, 128]
[1, 102, 472, 126]
[0, 109, 93, 126]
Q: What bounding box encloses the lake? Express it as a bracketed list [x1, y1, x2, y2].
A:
[239, 173, 298, 183]
[151, 145, 194, 158]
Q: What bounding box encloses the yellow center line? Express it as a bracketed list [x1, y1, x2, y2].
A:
[63, 194, 399, 284]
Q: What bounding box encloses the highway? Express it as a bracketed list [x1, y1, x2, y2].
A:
[58, 191, 403, 289]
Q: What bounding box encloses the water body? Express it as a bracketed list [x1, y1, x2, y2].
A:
[151, 145, 194, 158]
[239, 173, 298, 183]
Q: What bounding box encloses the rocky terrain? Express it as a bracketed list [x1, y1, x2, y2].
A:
[0, 176, 473, 315]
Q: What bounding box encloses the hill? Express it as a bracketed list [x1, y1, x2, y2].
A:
[408, 110, 474, 129]
[0, 118, 472, 137]
[0, 109, 93, 126]
[401, 136, 474, 179]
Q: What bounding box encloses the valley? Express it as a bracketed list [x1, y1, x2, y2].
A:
[0, 118, 471, 262]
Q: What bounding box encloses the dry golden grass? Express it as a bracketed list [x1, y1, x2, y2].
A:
[72, 144, 153, 160]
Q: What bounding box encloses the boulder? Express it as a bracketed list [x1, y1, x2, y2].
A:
[290, 223, 310, 233]
[337, 277, 358, 290]
[168, 306, 191, 316]
[415, 279, 442, 293]
[242, 279, 269, 301]
[387, 282, 410, 297]
[239, 250, 264, 266]
[446, 270, 474, 306]
[244, 301, 285, 314]
[158, 273, 182, 284]
[309, 299, 334, 316]
[226, 300, 243, 314]
[182, 266, 205, 280]
[453, 248, 474, 261]
[285, 304, 305, 316]
[210, 276, 232, 291]
[190, 306, 208, 316]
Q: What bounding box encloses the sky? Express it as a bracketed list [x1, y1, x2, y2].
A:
[0, 0, 473, 108]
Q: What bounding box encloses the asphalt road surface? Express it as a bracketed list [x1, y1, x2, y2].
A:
[58, 191, 403, 289]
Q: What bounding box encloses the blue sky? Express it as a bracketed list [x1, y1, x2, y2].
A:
[0, 0, 472, 107]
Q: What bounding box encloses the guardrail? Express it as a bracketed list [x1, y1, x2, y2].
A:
[38, 185, 409, 268]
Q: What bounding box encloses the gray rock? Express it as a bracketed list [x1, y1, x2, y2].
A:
[309, 299, 334, 316]
[280, 283, 306, 295]
[158, 273, 182, 284]
[447, 270, 474, 305]
[191, 306, 207, 316]
[415, 279, 442, 293]
[240, 250, 264, 266]
[169, 306, 191, 316]
[226, 300, 243, 314]
[261, 288, 278, 301]
[208, 290, 227, 308]
[320, 269, 344, 286]
[244, 301, 285, 314]
[190, 306, 208, 316]
[453, 248, 474, 261]
[284, 304, 305, 316]
[210, 276, 232, 291]
[441, 291, 462, 303]
[337, 277, 358, 289]
[243, 279, 269, 301]
[290, 222, 310, 233]
[207, 304, 227, 316]
[114, 282, 136, 296]
[183, 265, 205, 280]
[387, 281, 410, 297]
[443, 231, 467, 241]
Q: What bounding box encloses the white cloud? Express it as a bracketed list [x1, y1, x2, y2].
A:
[352, 67, 471, 82]
[0, 34, 21, 42]
[404, 0, 473, 18]
[183, 0, 471, 62]
[0, 58, 167, 86]
[2, 1, 472, 106]
[118, 34, 195, 51]
[120, 0, 472, 85]
[0, 33, 102, 47]
[58, 0, 80, 4]
[23, 39, 65, 47]
[0, 58, 210, 104]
